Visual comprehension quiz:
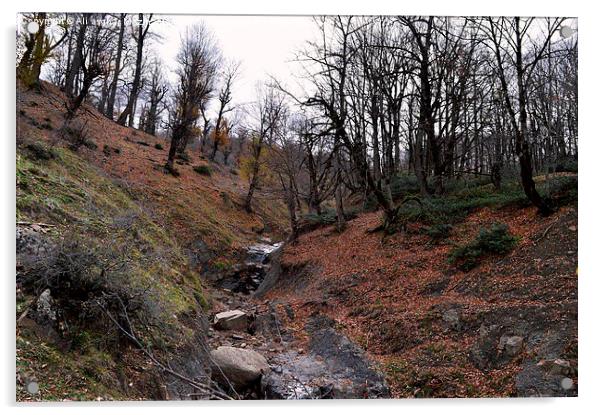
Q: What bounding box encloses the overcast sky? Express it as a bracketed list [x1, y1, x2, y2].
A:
[152, 15, 317, 110]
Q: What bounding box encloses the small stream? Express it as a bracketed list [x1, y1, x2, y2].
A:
[217, 239, 283, 294]
[212, 238, 390, 399]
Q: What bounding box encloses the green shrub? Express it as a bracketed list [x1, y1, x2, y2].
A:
[299, 207, 360, 234]
[25, 142, 56, 161]
[424, 223, 453, 241]
[554, 157, 578, 173]
[449, 223, 518, 271]
[19, 237, 168, 345]
[176, 152, 191, 162]
[541, 175, 578, 207]
[193, 165, 211, 176]
[154, 143, 164, 150]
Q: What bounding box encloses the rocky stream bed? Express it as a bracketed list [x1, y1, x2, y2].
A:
[207, 238, 390, 399]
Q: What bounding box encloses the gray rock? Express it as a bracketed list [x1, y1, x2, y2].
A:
[36, 289, 56, 322]
[538, 358, 572, 376]
[210, 346, 269, 389]
[213, 310, 248, 331]
[442, 309, 461, 331]
[499, 335, 524, 357]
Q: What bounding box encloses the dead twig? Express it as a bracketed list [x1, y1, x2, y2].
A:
[95, 298, 234, 400]
[532, 217, 559, 245]
[16, 221, 56, 228]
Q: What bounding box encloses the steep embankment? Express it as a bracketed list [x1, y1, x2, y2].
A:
[16, 81, 288, 401]
[267, 196, 578, 397]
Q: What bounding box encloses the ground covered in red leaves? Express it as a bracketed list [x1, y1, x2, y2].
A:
[17, 81, 289, 260]
[267, 204, 578, 397]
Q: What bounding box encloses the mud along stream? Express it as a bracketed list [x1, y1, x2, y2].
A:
[205, 238, 390, 399]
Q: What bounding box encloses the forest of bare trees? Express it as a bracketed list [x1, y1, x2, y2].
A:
[17, 13, 578, 233]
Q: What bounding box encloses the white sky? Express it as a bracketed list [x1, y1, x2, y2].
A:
[152, 15, 317, 110]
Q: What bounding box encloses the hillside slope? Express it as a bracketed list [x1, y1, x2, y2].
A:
[267, 192, 578, 397]
[16, 81, 289, 401]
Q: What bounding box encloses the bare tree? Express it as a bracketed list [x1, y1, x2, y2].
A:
[105, 13, 127, 119]
[165, 24, 220, 174]
[243, 86, 286, 212]
[482, 17, 565, 215]
[142, 59, 169, 135]
[210, 61, 240, 161]
[117, 13, 156, 126]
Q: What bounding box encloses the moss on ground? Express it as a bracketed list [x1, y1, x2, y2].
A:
[16, 142, 210, 400]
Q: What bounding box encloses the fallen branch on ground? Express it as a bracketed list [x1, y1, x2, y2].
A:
[95, 297, 234, 400]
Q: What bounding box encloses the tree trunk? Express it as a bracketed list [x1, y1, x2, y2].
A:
[117, 13, 146, 126]
[64, 15, 88, 97]
[244, 145, 262, 212]
[515, 18, 552, 215]
[105, 14, 125, 119]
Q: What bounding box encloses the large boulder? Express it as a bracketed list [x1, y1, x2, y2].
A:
[213, 310, 248, 331]
[210, 346, 269, 389]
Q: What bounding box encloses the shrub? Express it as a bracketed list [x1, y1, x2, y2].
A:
[40, 121, 53, 130]
[193, 165, 211, 176]
[554, 157, 578, 173]
[541, 175, 578, 207]
[449, 223, 518, 271]
[25, 142, 56, 161]
[176, 152, 191, 162]
[154, 143, 163, 150]
[103, 145, 121, 156]
[424, 223, 453, 241]
[299, 207, 359, 234]
[19, 237, 168, 345]
[61, 120, 97, 151]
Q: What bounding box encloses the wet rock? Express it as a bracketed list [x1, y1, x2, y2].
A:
[213, 310, 248, 331]
[259, 236, 272, 244]
[210, 346, 269, 389]
[304, 315, 390, 398]
[219, 242, 283, 295]
[250, 310, 292, 341]
[253, 245, 284, 298]
[247, 242, 282, 264]
[261, 351, 330, 399]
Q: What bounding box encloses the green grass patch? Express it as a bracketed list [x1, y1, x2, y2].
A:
[16, 141, 211, 397]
